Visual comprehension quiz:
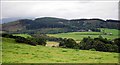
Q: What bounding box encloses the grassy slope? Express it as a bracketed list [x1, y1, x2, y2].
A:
[13, 34, 32, 38]
[47, 28, 120, 41]
[100, 28, 119, 36]
[0, 37, 2, 64]
[2, 37, 119, 63]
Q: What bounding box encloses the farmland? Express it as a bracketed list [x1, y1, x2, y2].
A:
[47, 28, 120, 41]
[2, 37, 119, 63]
[1, 28, 120, 63]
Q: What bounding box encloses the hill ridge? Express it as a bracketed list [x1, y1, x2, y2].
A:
[2, 17, 120, 34]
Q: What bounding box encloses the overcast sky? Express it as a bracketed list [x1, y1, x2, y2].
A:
[1, 0, 119, 20]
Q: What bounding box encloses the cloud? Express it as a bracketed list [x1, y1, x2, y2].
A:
[1, 1, 119, 20]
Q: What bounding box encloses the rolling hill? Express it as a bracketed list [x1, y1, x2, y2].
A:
[47, 28, 120, 41]
[2, 17, 120, 34]
[1, 17, 35, 24]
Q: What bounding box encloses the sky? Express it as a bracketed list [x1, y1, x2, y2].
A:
[1, 0, 119, 20]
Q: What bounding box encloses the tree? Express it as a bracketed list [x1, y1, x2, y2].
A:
[113, 38, 120, 46]
[15, 36, 36, 46]
[93, 40, 107, 52]
[28, 37, 47, 46]
[36, 38, 47, 46]
[105, 44, 118, 52]
[80, 37, 94, 50]
[59, 38, 78, 49]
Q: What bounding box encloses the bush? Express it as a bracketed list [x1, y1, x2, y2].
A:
[15, 36, 26, 43]
[2, 33, 36, 46]
[105, 44, 118, 52]
[93, 40, 107, 52]
[59, 38, 78, 49]
[2, 33, 13, 38]
[15, 36, 36, 46]
[80, 36, 119, 53]
[113, 38, 120, 46]
[27, 37, 47, 46]
[89, 48, 96, 51]
[80, 37, 94, 50]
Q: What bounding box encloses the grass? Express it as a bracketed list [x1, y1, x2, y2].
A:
[47, 28, 120, 41]
[0, 37, 2, 64]
[2, 37, 119, 63]
[13, 34, 32, 38]
[99, 28, 119, 36]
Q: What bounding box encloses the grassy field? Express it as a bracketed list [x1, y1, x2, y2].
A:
[0, 37, 2, 64]
[99, 28, 119, 36]
[47, 28, 120, 41]
[13, 34, 32, 38]
[2, 37, 119, 63]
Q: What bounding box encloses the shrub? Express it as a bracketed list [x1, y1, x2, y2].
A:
[62, 50, 67, 52]
[27, 37, 46, 46]
[105, 44, 118, 52]
[59, 38, 78, 49]
[93, 40, 107, 52]
[80, 36, 118, 53]
[2, 33, 12, 38]
[80, 37, 94, 50]
[113, 38, 120, 46]
[15, 37, 36, 46]
[89, 48, 96, 51]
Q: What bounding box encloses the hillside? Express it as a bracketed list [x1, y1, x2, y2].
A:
[2, 37, 119, 63]
[1, 17, 35, 24]
[2, 17, 120, 34]
[47, 28, 120, 41]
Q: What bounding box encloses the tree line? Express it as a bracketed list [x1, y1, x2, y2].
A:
[1, 33, 120, 53]
[59, 36, 119, 53]
[1, 33, 46, 46]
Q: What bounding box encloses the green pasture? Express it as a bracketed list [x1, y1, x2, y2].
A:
[47, 28, 120, 41]
[13, 34, 32, 38]
[0, 37, 2, 64]
[2, 37, 119, 63]
[99, 28, 119, 36]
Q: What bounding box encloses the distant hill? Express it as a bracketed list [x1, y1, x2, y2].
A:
[1, 17, 35, 24]
[1, 17, 20, 24]
[2, 17, 120, 34]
